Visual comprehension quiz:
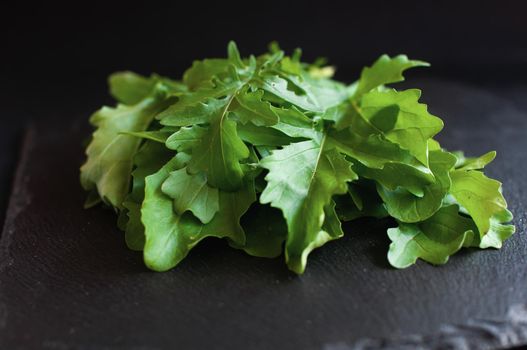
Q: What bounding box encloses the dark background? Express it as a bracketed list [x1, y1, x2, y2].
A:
[2, 0, 527, 257]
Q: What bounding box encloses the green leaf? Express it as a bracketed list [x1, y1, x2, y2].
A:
[158, 71, 269, 191]
[255, 145, 274, 159]
[260, 139, 357, 273]
[233, 204, 287, 258]
[335, 181, 388, 221]
[237, 123, 295, 146]
[270, 106, 318, 139]
[280, 56, 303, 76]
[120, 130, 174, 143]
[156, 80, 242, 124]
[387, 204, 477, 268]
[188, 108, 250, 190]
[358, 89, 444, 165]
[285, 72, 352, 111]
[161, 96, 250, 190]
[159, 97, 229, 127]
[80, 95, 170, 209]
[231, 89, 279, 126]
[308, 66, 336, 79]
[183, 59, 231, 90]
[122, 141, 173, 250]
[330, 130, 434, 196]
[377, 150, 457, 223]
[182, 45, 238, 90]
[259, 50, 284, 70]
[109, 71, 156, 105]
[142, 157, 255, 271]
[165, 125, 207, 152]
[330, 129, 428, 171]
[227, 41, 245, 69]
[455, 151, 496, 171]
[321, 103, 353, 131]
[479, 209, 515, 249]
[353, 54, 429, 98]
[161, 167, 220, 224]
[428, 138, 441, 151]
[321, 200, 345, 239]
[449, 169, 509, 236]
[84, 189, 102, 209]
[109, 72, 187, 105]
[255, 75, 323, 112]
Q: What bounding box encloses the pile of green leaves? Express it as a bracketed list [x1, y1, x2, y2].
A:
[80, 42, 515, 274]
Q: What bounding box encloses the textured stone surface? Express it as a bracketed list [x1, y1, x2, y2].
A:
[0, 79, 526, 349]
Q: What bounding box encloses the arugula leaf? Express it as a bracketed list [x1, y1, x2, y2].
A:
[328, 88, 443, 166]
[296, 73, 353, 110]
[271, 106, 318, 139]
[184, 60, 230, 90]
[335, 180, 388, 221]
[233, 204, 287, 258]
[109, 72, 157, 105]
[387, 204, 477, 268]
[165, 125, 207, 152]
[161, 167, 220, 224]
[358, 89, 443, 165]
[254, 75, 323, 112]
[162, 96, 251, 190]
[158, 54, 281, 191]
[121, 130, 174, 143]
[353, 54, 429, 98]
[188, 104, 250, 191]
[156, 79, 243, 124]
[454, 151, 496, 170]
[142, 155, 255, 271]
[479, 209, 515, 249]
[237, 123, 296, 146]
[109, 72, 187, 106]
[377, 150, 457, 223]
[122, 141, 173, 250]
[331, 130, 434, 196]
[84, 189, 102, 209]
[180, 41, 246, 90]
[80, 93, 171, 209]
[260, 139, 357, 273]
[230, 89, 279, 126]
[449, 169, 508, 236]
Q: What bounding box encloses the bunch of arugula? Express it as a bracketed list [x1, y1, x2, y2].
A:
[80, 42, 515, 274]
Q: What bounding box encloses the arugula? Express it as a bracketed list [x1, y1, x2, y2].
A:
[260, 139, 357, 273]
[81, 42, 515, 274]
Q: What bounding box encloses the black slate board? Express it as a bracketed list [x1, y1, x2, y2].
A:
[1, 79, 526, 350]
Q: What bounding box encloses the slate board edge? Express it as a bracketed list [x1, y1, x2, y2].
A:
[348, 303, 527, 350]
[0, 126, 34, 273]
[0, 126, 34, 338]
[1, 126, 526, 350]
